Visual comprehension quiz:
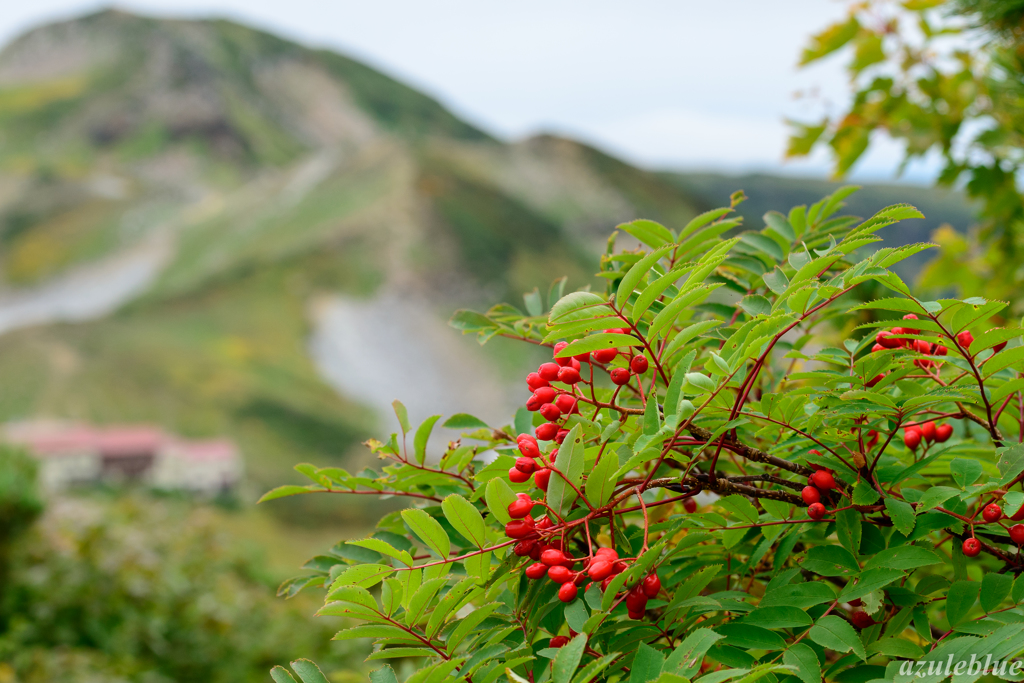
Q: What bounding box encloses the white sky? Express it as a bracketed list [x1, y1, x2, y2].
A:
[0, 1, 934, 181]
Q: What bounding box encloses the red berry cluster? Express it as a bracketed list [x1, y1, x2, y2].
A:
[872, 314, 949, 372]
[902, 420, 952, 450]
[959, 500, 1024, 557]
[801, 455, 836, 519]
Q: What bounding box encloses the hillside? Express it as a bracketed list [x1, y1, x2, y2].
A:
[0, 10, 978, 504]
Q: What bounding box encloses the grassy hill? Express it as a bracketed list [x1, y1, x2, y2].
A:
[0, 10, 978, 508]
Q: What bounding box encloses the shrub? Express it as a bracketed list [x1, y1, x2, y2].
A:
[267, 188, 1024, 683]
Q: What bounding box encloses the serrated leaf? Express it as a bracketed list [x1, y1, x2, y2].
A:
[885, 498, 916, 536]
[782, 643, 821, 683]
[549, 291, 607, 324]
[616, 244, 674, 306]
[665, 628, 725, 678]
[946, 581, 980, 627]
[442, 494, 487, 547]
[864, 545, 942, 571]
[290, 659, 331, 683]
[808, 615, 867, 660]
[402, 508, 451, 560]
[981, 573, 1013, 613]
[553, 634, 587, 683]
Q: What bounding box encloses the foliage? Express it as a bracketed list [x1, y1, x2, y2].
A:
[789, 0, 1024, 312]
[0, 492, 360, 683]
[267, 187, 1024, 682]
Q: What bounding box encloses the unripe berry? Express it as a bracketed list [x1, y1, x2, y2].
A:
[630, 354, 649, 374]
[683, 497, 698, 513]
[525, 563, 548, 579]
[548, 566, 572, 584]
[935, 423, 953, 443]
[535, 423, 558, 441]
[610, 367, 631, 385]
[810, 470, 835, 491]
[957, 330, 974, 351]
[534, 468, 551, 491]
[558, 582, 578, 602]
[642, 573, 661, 598]
[550, 635, 569, 648]
[903, 428, 922, 451]
[962, 538, 981, 557]
[557, 366, 581, 384]
[625, 588, 648, 613]
[539, 403, 562, 421]
[541, 549, 569, 566]
[592, 347, 618, 363]
[526, 372, 549, 391]
[801, 486, 821, 505]
[553, 341, 572, 367]
[505, 519, 535, 538]
[1010, 524, 1024, 545]
[515, 456, 537, 474]
[555, 394, 578, 415]
[807, 502, 826, 520]
[538, 363, 561, 381]
[588, 560, 614, 580]
[983, 503, 1002, 523]
[514, 540, 536, 556]
[509, 467, 531, 484]
[850, 610, 874, 629]
[921, 421, 937, 443]
[555, 429, 569, 444]
[507, 497, 534, 519]
[518, 437, 540, 458]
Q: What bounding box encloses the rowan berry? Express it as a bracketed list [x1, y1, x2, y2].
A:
[876, 330, 901, 349]
[921, 421, 937, 443]
[642, 573, 661, 598]
[555, 429, 569, 444]
[505, 519, 535, 538]
[628, 609, 645, 620]
[801, 486, 821, 505]
[515, 457, 537, 474]
[548, 566, 572, 584]
[539, 403, 562, 421]
[902, 314, 920, 334]
[509, 467, 531, 483]
[935, 344, 948, 356]
[535, 423, 558, 441]
[871, 343, 885, 353]
[1010, 524, 1024, 545]
[557, 367, 581, 384]
[994, 338, 1008, 353]
[630, 354, 649, 374]
[555, 394, 578, 414]
[592, 347, 618, 363]
[867, 373, 885, 387]
[601, 575, 615, 591]
[514, 540, 536, 556]
[507, 497, 534, 519]
[588, 561, 613, 580]
[983, 503, 1002, 523]
[810, 470, 835, 491]
[935, 423, 953, 443]
[541, 549, 569, 566]
[525, 563, 548, 579]
[550, 635, 569, 648]
[962, 538, 981, 557]
[553, 341, 572, 367]
[595, 547, 618, 560]
[684, 497, 698, 513]
[807, 502, 826, 520]
[850, 611, 874, 629]
[558, 582, 578, 602]
[903, 428, 921, 450]
[518, 437, 539, 458]
[610, 367, 631, 385]
[957, 330, 974, 351]
[1014, 506, 1024, 522]
[625, 588, 648, 612]
[526, 372, 549, 391]
[534, 468, 551, 490]
[538, 363, 561, 381]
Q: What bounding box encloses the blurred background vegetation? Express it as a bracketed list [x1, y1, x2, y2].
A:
[0, 2, 1017, 680]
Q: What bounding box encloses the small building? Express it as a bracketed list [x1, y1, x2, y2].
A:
[3, 420, 243, 495]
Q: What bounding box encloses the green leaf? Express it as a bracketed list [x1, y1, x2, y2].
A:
[330, 564, 394, 590]
[917, 486, 960, 513]
[620, 219, 675, 249]
[866, 638, 923, 659]
[739, 295, 772, 317]
[585, 452, 618, 507]
[981, 573, 1013, 613]
[716, 624, 787, 651]
[741, 606, 813, 629]
[564, 599, 589, 634]
[782, 644, 821, 683]
[763, 267, 790, 295]
[553, 634, 587, 683]
[996, 444, 1024, 486]
[629, 643, 666, 683]
[393, 401, 411, 434]
[414, 415, 442, 465]
[946, 581, 980, 627]
[402, 509, 451, 560]
[271, 666, 299, 683]
[800, 16, 860, 64]
[808, 615, 867, 660]
[840, 568, 904, 602]
[863, 545, 942, 571]
[616, 244, 674, 306]
[885, 498, 916, 536]
[547, 424, 586, 517]
[290, 659, 331, 683]
[442, 494, 487, 547]
[369, 666, 400, 683]
[549, 291, 607, 324]
[258, 484, 322, 503]
[950, 459, 983, 489]
[442, 414, 489, 430]
[760, 582, 836, 608]
[802, 545, 859, 577]
[718, 495, 759, 524]
[836, 509, 862, 555]
[665, 628, 724, 678]
[852, 480, 880, 506]
[485, 478, 517, 524]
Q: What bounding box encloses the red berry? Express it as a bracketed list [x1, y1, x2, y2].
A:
[525, 563, 548, 579]
[555, 394, 578, 414]
[628, 609, 645, 620]
[801, 486, 821, 505]
[508, 498, 534, 519]
[526, 372, 549, 391]
[962, 538, 981, 557]
[625, 588, 648, 612]
[592, 348, 618, 363]
[994, 341, 1008, 353]
[538, 363, 561, 381]
[850, 610, 874, 629]
[935, 423, 953, 443]
[866, 373, 885, 387]
[1010, 524, 1024, 545]
[533, 387, 556, 403]
[557, 367, 581, 384]
[921, 421, 937, 443]
[553, 341, 572, 367]
[594, 547, 618, 560]
[914, 339, 932, 354]
[550, 635, 569, 648]
[903, 428, 921, 451]
[536, 423, 558, 441]
[540, 403, 562, 421]
[588, 560, 614, 580]
[514, 540, 536, 556]
[1014, 506, 1024, 522]
[684, 497, 698, 513]
[548, 566, 572, 584]
[876, 330, 901, 349]
[983, 503, 1002, 523]
[555, 429, 569, 444]
[642, 573, 661, 598]
[529, 544, 542, 560]
[573, 571, 588, 586]
[807, 502, 826, 520]
[630, 355, 649, 374]
[536, 515, 552, 529]
[601, 576, 615, 591]
[866, 429, 880, 447]
[525, 394, 544, 412]
[534, 468, 551, 491]
[935, 345, 948, 356]
[505, 519, 535, 539]
[515, 457, 537, 474]
[558, 582, 578, 602]
[509, 467, 531, 483]
[612, 560, 629, 574]
[541, 549, 568, 566]
[518, 438, 539, 458]
[871, 343, 885, 353]
[810, 470, 836, 491]
[902, 314, 920, 334]
[957, 330, 974, 351]
[610, 367, 631, 385]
